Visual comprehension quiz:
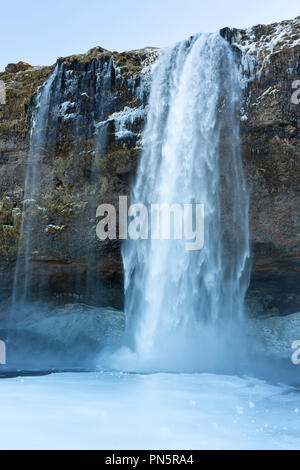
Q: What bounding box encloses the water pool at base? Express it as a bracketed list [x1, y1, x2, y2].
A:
[0, 371, 299, 450]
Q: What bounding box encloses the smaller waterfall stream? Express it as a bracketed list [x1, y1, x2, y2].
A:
[10, 66, 60, 322]
[117, 33, 250, 372]
[9, 57, 123, 327]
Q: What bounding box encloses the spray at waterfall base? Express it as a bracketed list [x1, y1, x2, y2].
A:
[96, 196, 204, 251]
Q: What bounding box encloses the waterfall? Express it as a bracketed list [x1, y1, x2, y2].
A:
[10, 65, 60, 321]
[10, 57, 120, 321]
[120, 33, 250, 371]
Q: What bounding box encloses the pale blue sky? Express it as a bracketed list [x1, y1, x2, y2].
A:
[1, 0, 299, 71]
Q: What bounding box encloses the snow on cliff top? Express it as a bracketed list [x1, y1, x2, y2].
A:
[232, 16, 300, 80]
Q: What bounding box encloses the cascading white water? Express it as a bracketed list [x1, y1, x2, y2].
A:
[120, 33, 250, 371]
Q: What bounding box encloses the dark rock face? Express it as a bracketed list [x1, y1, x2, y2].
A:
[0, 18, 299, 318]
[229, 17, 300, 315]
[0, 47, 156, 312]
[220, 27, 234, 45]
[5, 62, 31, 74]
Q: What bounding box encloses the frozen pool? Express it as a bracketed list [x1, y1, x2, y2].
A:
[0, 371, 299, 450]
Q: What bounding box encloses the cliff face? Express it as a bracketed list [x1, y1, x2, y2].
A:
[0, 17, 299, 316]
[230, 17, 300, 315]
[0, 48, 157, 308]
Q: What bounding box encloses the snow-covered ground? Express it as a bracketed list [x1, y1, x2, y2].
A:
[0, 371, 299, 450]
